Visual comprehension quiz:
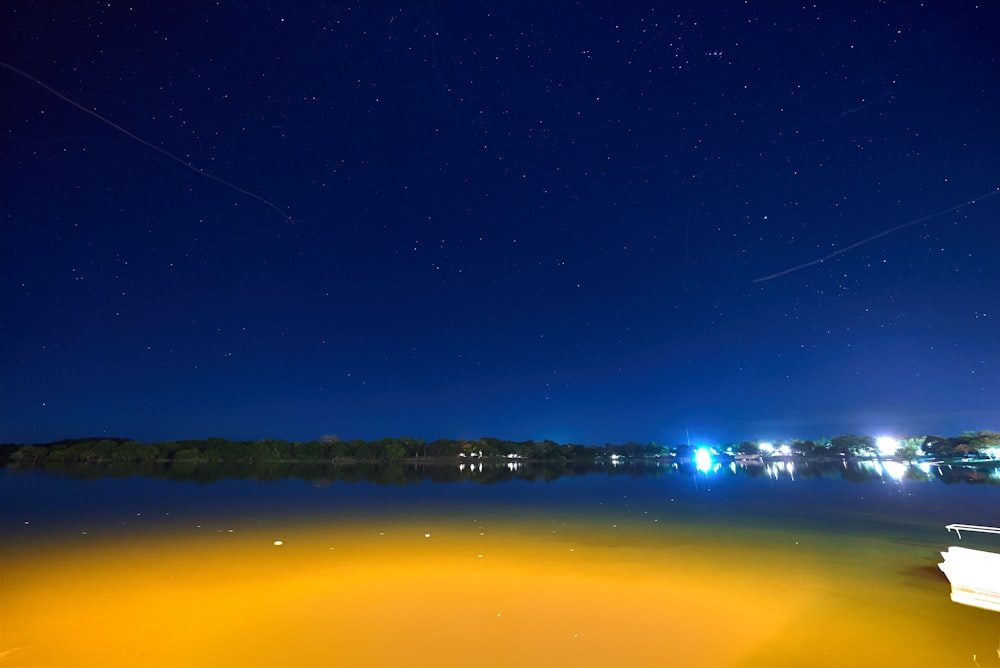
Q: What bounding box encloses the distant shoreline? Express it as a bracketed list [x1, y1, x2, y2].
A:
[2, 431, 997, 468]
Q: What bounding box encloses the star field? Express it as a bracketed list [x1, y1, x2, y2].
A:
[1, 2, 997, 445]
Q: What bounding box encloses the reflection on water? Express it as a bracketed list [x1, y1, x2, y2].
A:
[2, 463, 999, 666]
[7, 456, 999, 487]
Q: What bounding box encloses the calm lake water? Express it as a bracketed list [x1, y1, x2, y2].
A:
[2, 459, 1000, 667]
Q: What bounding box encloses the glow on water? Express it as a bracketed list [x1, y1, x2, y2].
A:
[2, 467, 1000, 666]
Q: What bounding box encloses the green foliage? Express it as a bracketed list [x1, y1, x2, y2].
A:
[329, 440, 350, 459]
[426, 439, 462, 457]
[796, 440, 837, 456]
[830, 434, 876, 456]
[894, 437, 923, 461]
[11, 445, 48, 462]
[379, 440, 406, 462]
[293, 440, 329, 461]
[966, 430, 1000, 448]
[10, 437, 153, 463]
[249, 439, 293, 461]
[174, 447, 206, 461]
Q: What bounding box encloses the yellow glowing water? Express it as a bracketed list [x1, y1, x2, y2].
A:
[2, 510, 998, 666]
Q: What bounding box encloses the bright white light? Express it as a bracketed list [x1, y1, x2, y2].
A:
[777, 444, 791, 456]
[876, 436, 899, 456]
[880, 460, 906, 480]
[759, 442, 774, 454]
[766, 461, 793, 479]
[695, 447, 712, 473]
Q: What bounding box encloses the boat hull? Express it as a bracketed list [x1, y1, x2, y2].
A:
[939, 546, 1000, 613]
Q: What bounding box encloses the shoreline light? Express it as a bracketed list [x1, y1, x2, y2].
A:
[876, 436, 899, 457]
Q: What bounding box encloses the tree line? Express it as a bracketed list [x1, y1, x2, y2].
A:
[3, 430, 998, 466]
[2, 435, 660, 465]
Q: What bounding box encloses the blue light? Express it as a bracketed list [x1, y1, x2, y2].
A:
[695, 447, 713, 473]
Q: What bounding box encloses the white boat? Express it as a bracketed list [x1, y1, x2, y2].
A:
[938, 524, 1000, 613]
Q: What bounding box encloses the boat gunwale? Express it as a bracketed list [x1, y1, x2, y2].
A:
[945, 524, 1000, 539]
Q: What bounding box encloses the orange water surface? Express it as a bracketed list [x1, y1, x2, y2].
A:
[2, 509, 998, 667]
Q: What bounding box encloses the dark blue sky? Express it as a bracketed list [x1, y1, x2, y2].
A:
[2, 2, 998, 446]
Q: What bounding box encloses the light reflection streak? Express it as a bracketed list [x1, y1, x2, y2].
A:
[857, 459, 911, 481]
[880, 460, 907, 480]
[766, 460, 795, 480]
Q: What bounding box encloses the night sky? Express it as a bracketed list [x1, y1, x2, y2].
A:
[2, 2, 997, 446]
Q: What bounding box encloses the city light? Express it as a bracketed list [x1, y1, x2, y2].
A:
[876, 436, 899, 457]
[695, 447, 713, 473]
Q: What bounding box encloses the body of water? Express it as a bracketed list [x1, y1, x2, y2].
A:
[2, 459, 999, 666]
